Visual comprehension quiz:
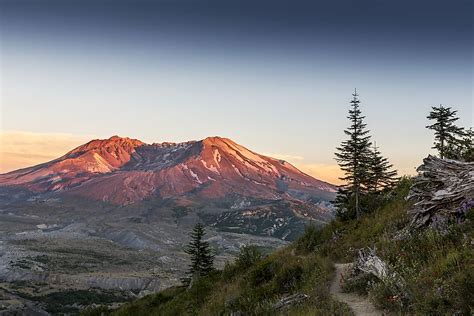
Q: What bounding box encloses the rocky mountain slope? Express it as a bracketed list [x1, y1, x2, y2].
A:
[0, 136, 335, 205]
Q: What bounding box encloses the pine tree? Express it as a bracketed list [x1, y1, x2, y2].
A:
[184, 223, 215, 282]
[335, 89, 372, 219]
[426, 105, 464, 159]
[366, 142, 398, 193]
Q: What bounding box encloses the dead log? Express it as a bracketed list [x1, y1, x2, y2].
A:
[354, 248, 390, 280]
[273, 293, 309, 310]
[406, 155, 474, 231]
[352, 247, 409, 305]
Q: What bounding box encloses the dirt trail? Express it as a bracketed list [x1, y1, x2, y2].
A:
[330, 263, 384, 316]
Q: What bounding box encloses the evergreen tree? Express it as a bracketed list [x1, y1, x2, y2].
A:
[335, 89, 372, 219]
[459, 128, 474, 162]
[447, 127, 474, 162]
[426, 105, 464, 159]
[333, 187, 354, 221]
[366, 142, 398, 193]
[184, 223, 215, 282]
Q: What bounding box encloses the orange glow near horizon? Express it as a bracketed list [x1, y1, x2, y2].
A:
[0, 131, 89, 173]
[296, 163, 345, 185]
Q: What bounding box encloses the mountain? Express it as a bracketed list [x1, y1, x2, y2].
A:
[0, 136, 337, 308]
[0, 136, 336, 205]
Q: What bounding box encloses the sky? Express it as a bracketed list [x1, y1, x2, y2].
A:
[0, 0, 472, 184]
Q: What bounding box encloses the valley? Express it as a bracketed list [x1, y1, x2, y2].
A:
[0, 198, 294, 314]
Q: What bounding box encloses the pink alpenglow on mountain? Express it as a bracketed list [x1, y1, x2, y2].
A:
[0, 136, 336, 205]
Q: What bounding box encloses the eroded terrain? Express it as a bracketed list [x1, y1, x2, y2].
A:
[0, 194, 302, 314]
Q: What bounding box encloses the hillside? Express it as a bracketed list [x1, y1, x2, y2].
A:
[84, 176, 473, 315]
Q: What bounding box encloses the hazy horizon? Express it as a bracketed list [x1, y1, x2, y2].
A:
[1, 0, 472, 184]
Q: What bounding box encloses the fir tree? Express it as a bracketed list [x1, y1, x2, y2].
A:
[366, 142, 398, 193]
[447, 127, 473, 162]
[459, 128, 474, 162]
[184, 223, 215, 282]
[335, 89, 372, 219]
[426, 105, 464, 159]
[333, 187, 353, 221]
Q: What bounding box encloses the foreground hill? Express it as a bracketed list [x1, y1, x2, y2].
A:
[86, 177, 473, 316]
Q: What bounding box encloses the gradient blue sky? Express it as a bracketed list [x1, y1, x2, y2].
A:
[0, 0, 472, 182]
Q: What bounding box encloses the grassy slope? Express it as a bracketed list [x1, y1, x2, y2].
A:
[84, 178, 473, 315]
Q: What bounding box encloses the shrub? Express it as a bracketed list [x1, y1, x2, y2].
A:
[369, 281, 401, 312]
[81, 306, 111, 316]
[273, 263, 304, 294]
[451, 268, 474, 314]
[221, 261, 239, 281]
[342, 273, 378, 295]
[295, 224, 325, 253]
[249, 259, 276, 286]
[235, 245, 263, 269]
[222, 245, 264, 281]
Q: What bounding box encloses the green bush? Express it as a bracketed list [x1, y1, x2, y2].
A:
[221, 261, 238, 281]
[465, 206, 474, 221]
[369, 281, 401, 312]
[273, 263, 303, 294]
[342, 273, 378, 295]
[249, 259, 277, 286]
[295, 224, 325, 253]
[451, 268, 474, 314]
[295, 221, 340, 256]
[223, 245, 264, 281]
[236, 245, 263, 268]
[82, 306, 111, 316]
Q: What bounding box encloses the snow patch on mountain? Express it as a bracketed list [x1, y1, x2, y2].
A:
[232, 164, 244, 177]
[189, 169, 202, 184]
[213, 149, 221, 164]
[201, 160, 220, 174]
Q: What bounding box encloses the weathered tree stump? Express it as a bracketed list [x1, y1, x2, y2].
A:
[406, 155, 474, 231]
[352, 247, 409, 306]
